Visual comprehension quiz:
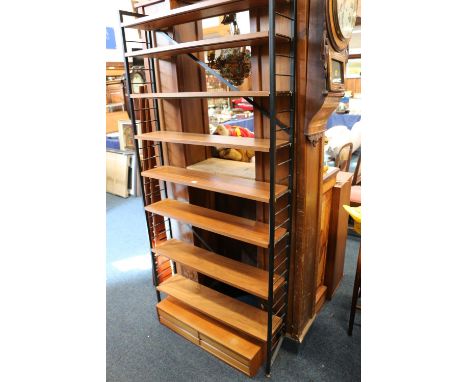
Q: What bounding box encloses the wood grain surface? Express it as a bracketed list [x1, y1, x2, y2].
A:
[131, 91, 271, 99]
[146, 199, 287, 248]
[141, 166, 288, 203]
[135, 131, 288, 152]
[157, 275, 282, 341]
[154, 239, 284, 299]
[125, 32, 289, 59]
[122, 0, 269, 30]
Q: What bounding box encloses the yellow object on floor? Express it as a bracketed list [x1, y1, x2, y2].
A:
[343, 205, 361, 234]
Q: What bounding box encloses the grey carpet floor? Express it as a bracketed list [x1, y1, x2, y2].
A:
[107, 193, 361, 382]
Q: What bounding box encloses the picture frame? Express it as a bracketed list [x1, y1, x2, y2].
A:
[327, 50, 347, 92]
[117, 120, 141, 151]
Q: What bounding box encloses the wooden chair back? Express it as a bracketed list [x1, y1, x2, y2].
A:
[335, 142, 353, 172]
[352, 153, 361, 185]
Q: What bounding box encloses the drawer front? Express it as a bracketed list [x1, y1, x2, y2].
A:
[159, 316, 199, 346]
[158, 309, 198, 338]
[199, 333, 251, 365]
[200, 338, 252, 376]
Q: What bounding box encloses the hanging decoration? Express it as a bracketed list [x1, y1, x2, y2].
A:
[207, 14, 251, 86]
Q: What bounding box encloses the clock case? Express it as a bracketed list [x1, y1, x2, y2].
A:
[325, 0, 356, 93]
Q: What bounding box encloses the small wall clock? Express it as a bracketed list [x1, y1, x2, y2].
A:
[326, 0, 358, 52]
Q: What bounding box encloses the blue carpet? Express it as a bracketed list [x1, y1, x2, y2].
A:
[107, 193, 360, 381]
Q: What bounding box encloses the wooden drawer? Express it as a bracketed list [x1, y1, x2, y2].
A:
[157, 297, 263, 377]
[158, 309, 198, 338]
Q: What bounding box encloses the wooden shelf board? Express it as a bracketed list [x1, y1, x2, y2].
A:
[135, 131, 288, 152]
[187, 158, 255, 180]
[154, 239, 284, 299]
[146, 199, 287, 248]
[130, 91, 279, 99]
[142, 166, 287, 203]
[122, 0, 269, 31]
[125, 32, 289, 59]
[157, 275, 281, 341]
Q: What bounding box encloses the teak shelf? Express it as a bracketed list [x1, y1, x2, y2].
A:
[145, 199, 287, 248]
[135, 131, 288, 152]
[157, 275, 282, 341]
[154, 239, 285, 299]
[130, 91, 273, 99]
[125, 32, 289, 59]
[122, 0, 269, 30]
[141, 166, 288, 203]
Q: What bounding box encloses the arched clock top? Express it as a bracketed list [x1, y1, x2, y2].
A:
[326, 0, 358, 52]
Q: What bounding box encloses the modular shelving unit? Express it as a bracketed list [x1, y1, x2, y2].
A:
[120, 0, 296, 376]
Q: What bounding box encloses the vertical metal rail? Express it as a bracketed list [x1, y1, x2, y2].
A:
[120, 10, 161, 301]
[267, 0, 296, 376]
[145, 30, 174, 242]
[266, 0, 277, 377]
[145, 29, 176, 275]
[282, 0, 297, 340]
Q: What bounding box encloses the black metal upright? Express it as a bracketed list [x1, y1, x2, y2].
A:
[266, 0, 297, 376]
[120, 10, 174, 302]
[266, 0, 277, 376]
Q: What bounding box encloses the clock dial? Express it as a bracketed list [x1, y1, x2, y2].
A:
[327, 0, 358, 51]
[131, 72, 145, 94]
[336, 0, 358, 40]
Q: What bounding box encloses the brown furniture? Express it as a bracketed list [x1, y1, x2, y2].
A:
[325, 171, 354, 299]
[120, 0, 356, 375]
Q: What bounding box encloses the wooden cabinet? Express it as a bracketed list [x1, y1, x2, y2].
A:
[106, 80, 126, 105]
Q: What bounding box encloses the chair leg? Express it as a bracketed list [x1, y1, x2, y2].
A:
[348, 245, 361, 336]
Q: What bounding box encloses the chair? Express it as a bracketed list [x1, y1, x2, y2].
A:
[335, 142, 353, 172]
[343, 205, 361, 336]
[350, 153, 361, 206]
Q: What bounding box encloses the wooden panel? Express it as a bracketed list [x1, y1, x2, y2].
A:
[322, 167, 339, 193]
[314, 285, 327, 314]
[131, 91, 271, 99]
[200, 339, 251, 375]
[135, 131, 288, 152]
[158, 296, 262, 360]
[106, 152, 129, 197]
[345, 78, 361, 95]
[157, 275, 282, 341]
[146, 199, 287, 248]
[159, 309, 199, 338]
[325, 171, 353, 298]
[157, 297, 262, 376]
[126, 32, 289, 59]
[154, 239, 284, 299]
[187, 158, 255, 180]
[317, 187, 333, 287]
[122, 0, 268, 30]
[159, 316, 200, 345]
[106, 110, 129, 134]
[142, 166, 288, 203]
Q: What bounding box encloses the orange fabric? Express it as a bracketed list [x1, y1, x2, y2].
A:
[224, 125, 254, 138]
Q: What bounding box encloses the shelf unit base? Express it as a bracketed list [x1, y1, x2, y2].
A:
[157, 296, 264, 377]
